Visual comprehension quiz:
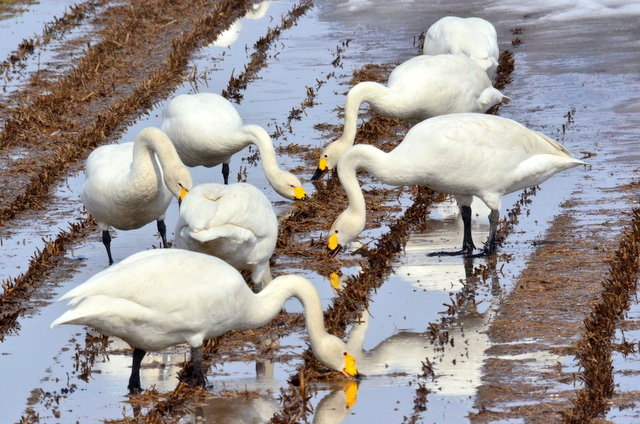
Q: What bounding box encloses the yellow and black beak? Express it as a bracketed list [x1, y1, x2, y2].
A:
[327, 231, 342, 257]
[343, 380, 359, 408]
[329, 272, 341, 290]
[178, 186, 189, 207]
[342, 352, 358, 379]
[311, 156, 328, 181]
[294, 186, 308, 201]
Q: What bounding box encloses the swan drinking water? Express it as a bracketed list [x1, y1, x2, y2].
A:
[51, 249, 358, 392]
[80, 127, 193, 264]
[175, 182, 278, 292]
[326, 113, 585, 256]
[423, 16, 500, 77]
[161, 93, 307, 201]
[311, 54, 510, 180]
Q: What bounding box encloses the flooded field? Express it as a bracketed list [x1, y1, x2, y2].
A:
[1, 0, 640, 423]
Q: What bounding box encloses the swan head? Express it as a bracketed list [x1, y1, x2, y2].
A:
[326, 209, 365, 257]
[313, 334, 358, 379]
[163, 165, 193, 203]
[271, 172, 307, 201]
[311, 141, 345, 180]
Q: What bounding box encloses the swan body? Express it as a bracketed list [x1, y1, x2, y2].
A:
[327, 113, 585, 256]
[423, 16, 500, 77]
[161, 93, 307, 201]
[50, 249, 357, 392]
[312, 54, 510, 179]
[81, 127, 193, 264]
[175, 182, 278, 292]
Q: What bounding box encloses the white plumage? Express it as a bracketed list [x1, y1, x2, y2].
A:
[175, 182, 278, 292]
[423, 16, 500, 77]
[161, 93, 307, 201]
[80, 127, 193, 264]
[311, 54, 510, 180]
[327, 113, 585, 256]
[51, 249, 358, 392]
[211, 1, 271, 48]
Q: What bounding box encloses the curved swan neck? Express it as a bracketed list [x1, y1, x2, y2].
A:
[338, 145, 390, 216]
[338, 82, 388, 148]
[239, 125, 285, 182]
[130, 128, 165, 175]
[132, 128, 180, 171]
[251, 276, 330, 343]
[131, 127, 191, 198]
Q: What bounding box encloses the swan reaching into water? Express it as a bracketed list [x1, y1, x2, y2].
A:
[311, 54, 510, 180]
[161, 93, 307, 201]
[423, 16, 500, 77]
[175, 182, 278, 292]
[81, 127, 193, 264]
[51, 249, 358, 392]
[326, 113, 585, 257]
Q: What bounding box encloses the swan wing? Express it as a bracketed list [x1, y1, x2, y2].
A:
[57, 250, 243, 307]
[180, 183, 276, 239]
[190, 224, 257, 244]
[403, 114, 575, 159]
[161, 93, 244, 167]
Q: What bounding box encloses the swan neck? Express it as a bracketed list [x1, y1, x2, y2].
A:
[252, 276, 330, 344]
[240, 125, 283, 182]
[338, 82, 386, 148]
[132, 128, 180, 172]
[338, 145, 388, 215]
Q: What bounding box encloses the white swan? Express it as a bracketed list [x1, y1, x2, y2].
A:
[423, 16, 500, 77]
[50, 249, 357, 392]
[326, 113, 585, 256]
[187, 380, 357, 424]
[81, 127, 193, 264]
[174, 182, 278, 292]
[160, 93, 307, 201]
[311, 54, 510, 180]
[211, 1, 272, 48]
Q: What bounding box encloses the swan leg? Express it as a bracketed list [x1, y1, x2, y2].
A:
[484, 209, 500, 255]
[256, 360, 274, 378]
[426, 205, 477, 257]
[128, 348, 146, 393]
[222, 163, 230, 185]
[190, 345, 208, 387]
[460, 205, 476, 254]
[157, 220, 168, 248]
[102, 230, 114, 265]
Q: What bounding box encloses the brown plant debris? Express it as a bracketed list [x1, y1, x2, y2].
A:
[0, 218, 94, 341]
[0, 0, 252, 227]
[562, 208, 640, 423]
[222, 0, 315, 103]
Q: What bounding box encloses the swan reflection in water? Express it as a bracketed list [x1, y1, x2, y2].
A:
[211, 2, 272, 48]
[332, 260, 500, 396]
[178, 380, 358, 424]
[90, 333, 356, 423]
